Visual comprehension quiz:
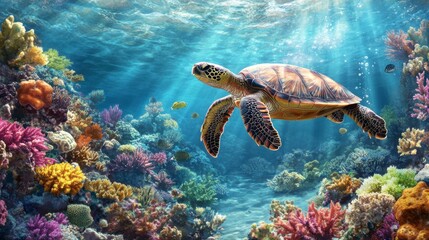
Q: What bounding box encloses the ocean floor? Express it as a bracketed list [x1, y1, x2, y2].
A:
[217, 175, 318, 239]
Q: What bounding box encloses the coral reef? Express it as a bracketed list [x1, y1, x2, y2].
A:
[35, 162, 85, 196]
[267, 170, 305, 193]
[179, 175, 218, 207]
[27, 214, 68, 240]
[45, 49, 72, 70]
[17, 79, 53, 110]
[345, 193, 395, 236]
[397, 128, 425, 156]
[101, 105, 123, 128]
[393, 181, 429, 240]
[274, 201, 346, 239]
[84, 179, 133, 201]
[47, 130, 76, 153]
[66, 146, 99, 168]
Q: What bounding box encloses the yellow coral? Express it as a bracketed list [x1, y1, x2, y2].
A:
[66, 146, 99, 168]
[84, 179, 132, 201]
[163, 119, 179, 129]
[35, 162, 85, 196]
[398, 128, 425, 156]
[118, 144, 137, 153]
[11, 46, 48, 67]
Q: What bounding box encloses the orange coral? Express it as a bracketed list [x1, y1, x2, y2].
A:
[326, 174, 361, 195]
[76, 135, 92, 148]
[17, 80, 53, 110]
[84, 124, 103, 140]
[13, 46, 48, 67]
[66, 98, 92, 133]
[394, 181, 429, 240]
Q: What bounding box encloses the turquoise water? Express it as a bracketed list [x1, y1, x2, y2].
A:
[0, 0, 429, 239]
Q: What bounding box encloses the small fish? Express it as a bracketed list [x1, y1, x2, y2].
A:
[171, 101, 187, 110]
[174, 151, 191, 161]
[384, 64, 395, 73]
[191, 112, 199, 118]
[339, 128, 348, 134]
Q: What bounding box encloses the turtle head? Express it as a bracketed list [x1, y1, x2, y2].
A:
[192, 62, 233, 89]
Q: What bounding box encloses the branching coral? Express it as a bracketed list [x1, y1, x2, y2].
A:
[84, 179, 133, 201]
[180, 175, 218, 207]
[267, 170, 305, 193]
[397, 128, 425, 156]
[356, 166, 416, 199]
[152, 171, 174, 191]
[0, 15, 47, 68]
[108, 148, 155, 175]
[393, 181, 429, 240]
[101, 105, 122, 128]
[0, 118, 52, 167]
[411, 72, 429, 121]
[27, 214, 64, 240]
[17, 79, 53, 110]
[274, 201, 346, 239]
[35, 162, 85, 196]
[45, 48, 72, 70]
[66, 145, 99, 168]
[345, 193, 395, 236]
[385, 30, 414, 61]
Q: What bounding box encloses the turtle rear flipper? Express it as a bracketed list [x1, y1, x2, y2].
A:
[341, 104, 387, 139]
[201, 95, 235, 158]
[240, 95, 281, 150]
[326, 110, 344, 123]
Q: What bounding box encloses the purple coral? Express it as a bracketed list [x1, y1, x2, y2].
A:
[153, 171, 174, 191]
[43, 87, 71, 125]
[0, 199, 7, 226]
[0, 118, 53, 167]
[101, 104, 123, 127]
[411, 72, 429, 121]
[108, 148, 154, 175]
[385, 31, 414, 61]
[26, 214, 64, 240]
[369, 213, 398, 240]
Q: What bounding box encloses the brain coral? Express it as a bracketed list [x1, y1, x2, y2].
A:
[394, 181, 429, 240]
[35, 162, 85, 196]
[17, 79, 53, 110]
[47, 130, 76, 153]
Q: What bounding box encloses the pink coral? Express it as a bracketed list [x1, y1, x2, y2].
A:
[0, 199, 7, 226]
[101, 104, 122, 127]
[153, 171, 174, 191]
[0, 118, 53, 167]
[151, 152, 167, 165]
[274, 201, 346, 240]
[411, 72, 429, 121]
[385, 31, 414, 61]
[109, 148, 154, 175]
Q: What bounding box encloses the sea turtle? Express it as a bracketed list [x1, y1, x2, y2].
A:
[192, 62, 387, 158]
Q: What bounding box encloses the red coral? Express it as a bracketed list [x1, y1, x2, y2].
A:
[274, 201, 346, 240]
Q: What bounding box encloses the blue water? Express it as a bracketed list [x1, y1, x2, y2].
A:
[1, 0, 429, 239]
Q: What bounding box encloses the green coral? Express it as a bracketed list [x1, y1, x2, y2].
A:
[45, 48, 72, 70]
[267, 170, 305, 193]
[179, 175, 218, 207]
[67, 204, 94, 228]
[356, 166, 416, 199]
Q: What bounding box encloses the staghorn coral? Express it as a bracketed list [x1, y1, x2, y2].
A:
[0, 15, 47, 68]
[0, 118, 52, 167]
[274, 201, 346, 239]
[345, 193, 395, 236]
[17, 79, 53, 110]
[393, 181, 429, 240]
[66, 145, 99, 168]
[397, 128, 425, 156]
[356, 166, 416, 199]
[47, 130, 76, 153]
[67, 204, 94, 228]
[84, 179, 133, 201]
[267, 170, 305, 193]
[45, 48, 72, 70]
[385, 30, 414, 61]
[35, 162, 85, 196]
[411, 72, 429, 121]
[101, 105, 123, 128]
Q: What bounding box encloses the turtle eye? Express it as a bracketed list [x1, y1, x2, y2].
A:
[201, 64, 210, 71]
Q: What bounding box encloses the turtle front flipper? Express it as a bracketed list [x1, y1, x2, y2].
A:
[325, 110, 344, 123]
[201, 95, 235, 158]
[341, 104, 387, 139]
[239, 95, 281, 150]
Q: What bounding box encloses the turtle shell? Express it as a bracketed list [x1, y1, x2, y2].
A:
[240, 64, 361, 109]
